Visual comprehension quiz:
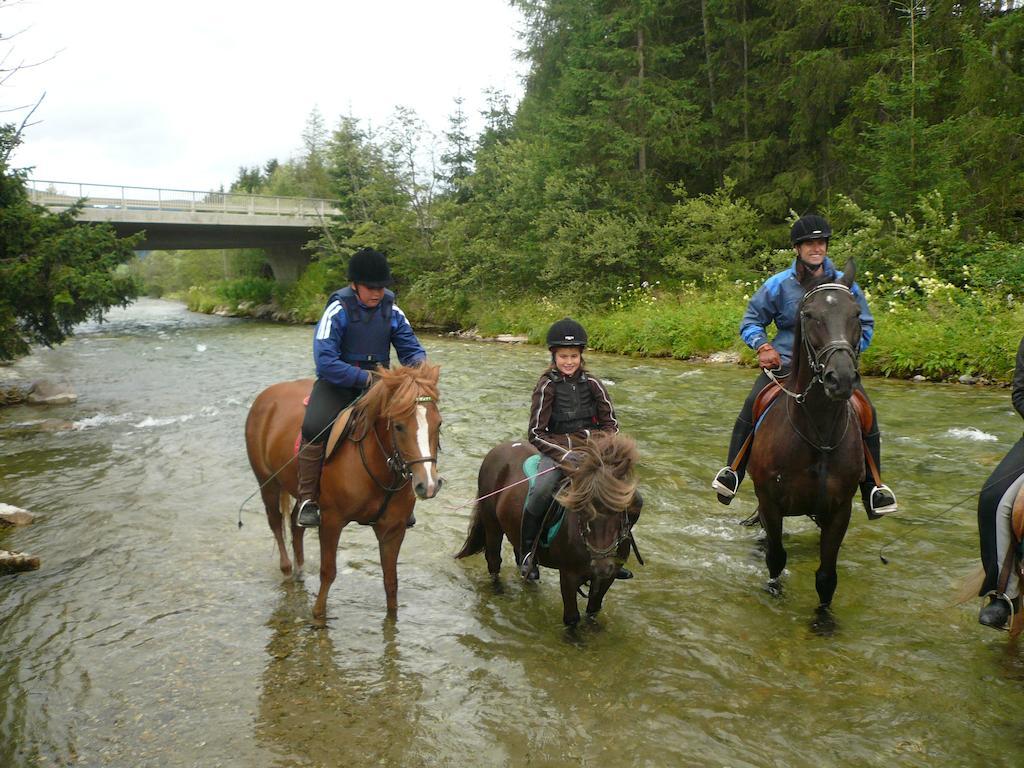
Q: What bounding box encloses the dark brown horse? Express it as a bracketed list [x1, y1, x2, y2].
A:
[456, 433, 640, 626]
[245, 364, 442, 620]
[748, 265, 864, 611]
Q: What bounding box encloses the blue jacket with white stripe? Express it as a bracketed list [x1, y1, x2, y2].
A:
[312, 286, 426, 388]
[740, 258, 874, 366]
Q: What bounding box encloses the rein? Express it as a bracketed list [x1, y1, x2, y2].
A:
[784, 396, 854, 454]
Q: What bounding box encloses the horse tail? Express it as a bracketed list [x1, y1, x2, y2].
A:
[952, 565, 986, 606]
[952, 565, 1024, 637]
[454, 502, 486, 559]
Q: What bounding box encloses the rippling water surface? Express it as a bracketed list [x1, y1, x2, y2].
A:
[1, 298, 1023, 767]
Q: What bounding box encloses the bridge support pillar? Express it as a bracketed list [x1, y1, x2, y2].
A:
[264, 246, 311, 284]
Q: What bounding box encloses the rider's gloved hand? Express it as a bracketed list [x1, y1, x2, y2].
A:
[757, 343, 781, 370]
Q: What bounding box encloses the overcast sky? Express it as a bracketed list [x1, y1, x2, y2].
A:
[3, 0, 527, 193]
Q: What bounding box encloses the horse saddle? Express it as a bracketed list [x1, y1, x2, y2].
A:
[1013, 484, 1024, 560]
[294, 396, 358, 462]
[994, 483, 1024, 593]
[752, 382, 874, 433]
[522, 454, 566, 547]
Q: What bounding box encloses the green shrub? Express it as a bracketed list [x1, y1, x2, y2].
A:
[277, 260, 345, 322]
[214, 277, 275, 305]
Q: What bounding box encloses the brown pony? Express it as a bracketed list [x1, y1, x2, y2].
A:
[748, 265, 863, 612]
[456, 432, 640, 626]
[245, 364, 442, 620]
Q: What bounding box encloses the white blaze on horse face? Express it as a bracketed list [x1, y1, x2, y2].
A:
[415, 404, 431, 460]
[825, 294, 837, 305]
[414, 403, 440, 495]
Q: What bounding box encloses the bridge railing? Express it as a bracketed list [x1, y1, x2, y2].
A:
[26, 180, 343, 219]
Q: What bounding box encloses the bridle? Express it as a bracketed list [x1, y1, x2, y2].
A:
[355, 394, 439, 492]
[766, 283, 859, 404]
[769, 283, 860, 453]
[578, 509, 633, 559]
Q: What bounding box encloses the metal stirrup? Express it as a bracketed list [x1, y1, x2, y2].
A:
[711, 467, 738, 497]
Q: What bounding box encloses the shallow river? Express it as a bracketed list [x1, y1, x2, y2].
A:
[1, 298, 1023, 767]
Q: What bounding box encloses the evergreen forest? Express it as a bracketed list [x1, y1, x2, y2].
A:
[144, 1, 1024, 381]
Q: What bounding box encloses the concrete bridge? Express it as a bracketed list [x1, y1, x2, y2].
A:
[27, 180, 344, 282]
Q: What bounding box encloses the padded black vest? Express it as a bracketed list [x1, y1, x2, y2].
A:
[548, 372, 597, 434]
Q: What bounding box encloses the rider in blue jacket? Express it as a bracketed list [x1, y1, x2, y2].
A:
[711, 214, 897, 519]
[295, 248, 427, 528]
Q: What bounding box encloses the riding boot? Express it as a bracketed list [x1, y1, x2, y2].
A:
[296, 440, 326, 528]
[979, 594, 1020, 630]
[519, 495, 545, 581]
[860, 428, 897, 520]
[713, 416, 754, 505]
[520, 461, 562, 580]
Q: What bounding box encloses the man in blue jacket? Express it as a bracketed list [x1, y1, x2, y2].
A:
[711, 214, 897, 519]
[296, 247, 427, 528]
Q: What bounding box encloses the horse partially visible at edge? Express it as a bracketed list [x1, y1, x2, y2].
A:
[960, 481, 1024, 638]
[748, 264, 864, 613]
[456, 432, 640, 626]
[245, 363, 442, 620]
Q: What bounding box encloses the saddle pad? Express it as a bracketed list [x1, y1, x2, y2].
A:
[1013, 483, 1024, 552]
[523, 454, 543, 490]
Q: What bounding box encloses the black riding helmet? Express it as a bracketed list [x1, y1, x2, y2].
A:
[790, 214, 832, 245]
[546, 317, 588, 349]
[348, 248, 393, 288]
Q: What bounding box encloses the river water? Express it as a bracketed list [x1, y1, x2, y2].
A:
[1, 298, 1022, 767]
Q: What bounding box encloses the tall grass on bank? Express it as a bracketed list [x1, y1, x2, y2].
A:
[426, 276, 1021, 384]
[183, 277, 278, 316]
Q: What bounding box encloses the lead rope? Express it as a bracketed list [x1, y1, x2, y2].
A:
[878, 462, 1024, 564]
[442, 465, 562, 512]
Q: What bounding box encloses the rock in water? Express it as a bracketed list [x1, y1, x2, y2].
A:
[0, 550, 40, 573]
[27, 379, 78, 405]
[0, 504, 35, 526]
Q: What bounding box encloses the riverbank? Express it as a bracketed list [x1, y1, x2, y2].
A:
[178, 283, 1022, 385]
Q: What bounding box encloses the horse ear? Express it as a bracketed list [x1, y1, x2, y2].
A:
[840, 259, 856, 289]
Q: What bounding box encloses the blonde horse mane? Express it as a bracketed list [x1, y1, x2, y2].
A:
[356, 362, 441, 423]
[555, 432, 638, 521]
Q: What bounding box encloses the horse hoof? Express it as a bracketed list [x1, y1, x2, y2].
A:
[764, 579, 782, 597]
[811, 606, 836, 636]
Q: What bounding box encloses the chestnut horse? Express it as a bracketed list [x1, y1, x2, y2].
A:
[245, 364, 442, 619]
[456, 433, 640, 626]
[748, 265, 864, 611]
